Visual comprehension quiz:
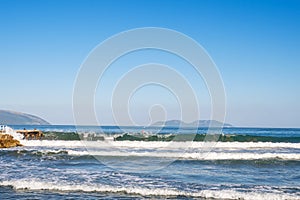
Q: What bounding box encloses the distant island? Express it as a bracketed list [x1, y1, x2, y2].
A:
[151, 120, 232, 128]
[0, 110, 50, 125]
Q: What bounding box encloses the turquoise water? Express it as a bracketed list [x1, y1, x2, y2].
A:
[1, 126, 300, 199]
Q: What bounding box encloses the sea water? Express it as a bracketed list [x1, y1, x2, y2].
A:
[0, 125, 299, 199]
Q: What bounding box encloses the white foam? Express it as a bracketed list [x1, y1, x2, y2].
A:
[21, 140, 300, 149]
[66, 150, 300, 160]
[19, 140, 300, 161]
[0, 179, 298, 200]
[2, 126, 24, 141]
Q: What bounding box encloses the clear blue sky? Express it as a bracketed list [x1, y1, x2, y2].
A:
[0, 0, 299, 127]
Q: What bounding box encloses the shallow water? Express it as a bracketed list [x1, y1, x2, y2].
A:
[1, 126, 300, 199]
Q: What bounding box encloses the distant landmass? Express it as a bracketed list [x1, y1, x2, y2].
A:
[151, 120, 232, 127]
[0, 110, 50, 125]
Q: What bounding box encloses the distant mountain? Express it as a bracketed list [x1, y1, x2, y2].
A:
[0, 110, 50, 125]
[151, 120, 232, 128]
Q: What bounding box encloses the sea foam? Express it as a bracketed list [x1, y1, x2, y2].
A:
[1, 179, 299, 200]
[20, 140, 300, 149]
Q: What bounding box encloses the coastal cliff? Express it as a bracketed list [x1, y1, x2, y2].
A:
[0, 134, 22, 148]
[0, 110, 50, 125]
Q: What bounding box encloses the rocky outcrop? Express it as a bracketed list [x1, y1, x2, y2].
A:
[0, 134, 23, 148]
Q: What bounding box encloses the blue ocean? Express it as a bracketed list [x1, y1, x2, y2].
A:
[1, 125, 300, 199]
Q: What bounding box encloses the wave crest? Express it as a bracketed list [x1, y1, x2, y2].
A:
[1, 179, 299, 200]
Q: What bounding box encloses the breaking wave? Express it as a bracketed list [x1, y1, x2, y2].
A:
[1, 179, 299, 200]
[66, 150, 300, 161]
[19, 140, 300, 149]
[2, 146, 300, 161]
[40, 132, 300, 143]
